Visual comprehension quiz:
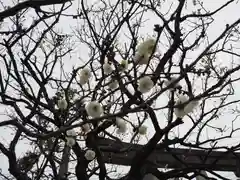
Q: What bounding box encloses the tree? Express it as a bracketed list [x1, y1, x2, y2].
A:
[0, 0, 240, 179]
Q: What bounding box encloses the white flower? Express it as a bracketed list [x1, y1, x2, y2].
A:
[79, 67, 91, 85]
[137, 38, 156, 55]
[85, 101, 103, 118]
[116, 117, 125, 127]
[116, 126, 127, 134]
[174, 95, 199, 118]
[84, 149, 96, 161]
[174, 95, 188, 118]
[109, 80, 119, 90]
[79, 76, 88, 85]
[138, 76, 154, 93]
[134, 53, 150, 65]
[66, 137, 75, 147]
[72, 94, 79, 102]
[80, 67, 91, 79]
[134, 38, 156, 65]
[82, 123, 91, 133]
[60, 91, 65, 98]
[57, 99, 68, 110]
[164, 77, 180, 89]
[103, 63, 113, 75]
[66, 129, 77, 137]
[120, 60, 128, 70]
[184, 100, 199, 115]
[138, 125, 147, 135]
[116, 117, 127, 133]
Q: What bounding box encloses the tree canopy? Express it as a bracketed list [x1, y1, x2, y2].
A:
[0, 0, 240, 180]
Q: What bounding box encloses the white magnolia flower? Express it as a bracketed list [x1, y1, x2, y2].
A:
[82, 123, 91, 133]
[134, 53, 150, 65]
[57, 99, 68, 110]
[66, 137, 75, 147]
[80, 67, 91, 79]
[116, 125, 127, 134]
[184, 100, 199, 115]
[109, 80, 119, 90]
[79, 76, 88, 85]
[85, 101, 103, 118]
[138, 76, 154, 93]
[66, 129, 77, 137]
[79, 67, 91, 85]
[137, 38, 156, 55]
[164, 77, 180, 89]
[174, 95, 188, 118]
[84, 149, 96, 161]
[134, 38, 156, 65]
[103, 63, 113, 75]
[116, 117, 127, 133]
[138, 125, 147, 135]
[120, 60, 128, 70]
[174, 95, 199, 118]
[116, 117, 125, 127]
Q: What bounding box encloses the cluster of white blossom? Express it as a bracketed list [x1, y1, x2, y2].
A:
[115, 117, 127, 134]
[66, 129, 77, 137]
[164, 77, 180, 89]
[84, 149, 96, 161]
[163, 75, 199, 118]
[66, 137, 76, 147]
[103, 62, 113, 75]
[109, 80, 119, 90]
[138, 76, 154, 93]
[134, 38, 156, 65]
[57, 98, 68, 110]
[138, 125, 147, 135]
[65, 124, 93, 148]
[81, 123, 91, 133]
[85, 101, 103, 118]
[61, 36, 199, 157]
[174, 95, 199, 118]
[66, 129, 77, 147]
[120, 59, 128, 71]
[103, 57, 131, 73]
[79, 67, 91, 85]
